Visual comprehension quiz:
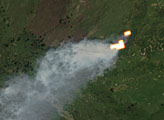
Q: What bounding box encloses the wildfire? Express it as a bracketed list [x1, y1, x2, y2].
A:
[110, 30, 131, 50]
[124, 30, 131, 36]
[110, 40, 125, 50]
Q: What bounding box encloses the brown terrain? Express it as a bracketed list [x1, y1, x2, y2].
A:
[27, 0, 89, 47]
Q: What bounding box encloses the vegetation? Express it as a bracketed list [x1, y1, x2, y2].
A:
[0, 0, 40, 37]
[0, 1, 48, 86]
[0, 0, 163, 120]
[64, 0, 164, 120]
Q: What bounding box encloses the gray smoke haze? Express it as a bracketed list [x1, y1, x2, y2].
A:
[0, 39, 118, 120]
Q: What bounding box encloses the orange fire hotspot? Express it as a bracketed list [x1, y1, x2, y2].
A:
[124, 30, 131, 36]
[110, 40, 125, 50]
[110, 30, 131, 50]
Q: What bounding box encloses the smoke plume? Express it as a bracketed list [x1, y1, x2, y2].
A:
[0, 39, 118, 120]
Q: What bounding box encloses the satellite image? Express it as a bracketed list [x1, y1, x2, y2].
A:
[0, 0, 163, 120]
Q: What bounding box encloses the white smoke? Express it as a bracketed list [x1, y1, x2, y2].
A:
[0, 39, 118, 120]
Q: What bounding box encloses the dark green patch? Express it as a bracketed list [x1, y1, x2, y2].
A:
[0, 2, 48, 86]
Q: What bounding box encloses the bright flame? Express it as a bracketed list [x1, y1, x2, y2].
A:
[110, 40, 125, 50]
[124, 30, 131, 36]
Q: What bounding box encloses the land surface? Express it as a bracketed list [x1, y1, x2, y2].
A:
[0, 0, 164, 120]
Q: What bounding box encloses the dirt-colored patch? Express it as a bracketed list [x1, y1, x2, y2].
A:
[72, 27, 87, 41]
[27, 0, 71, 36]
[44, 25, 69, 47]
[27, 0, 91, 47]
[44, 15, 87, 46]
